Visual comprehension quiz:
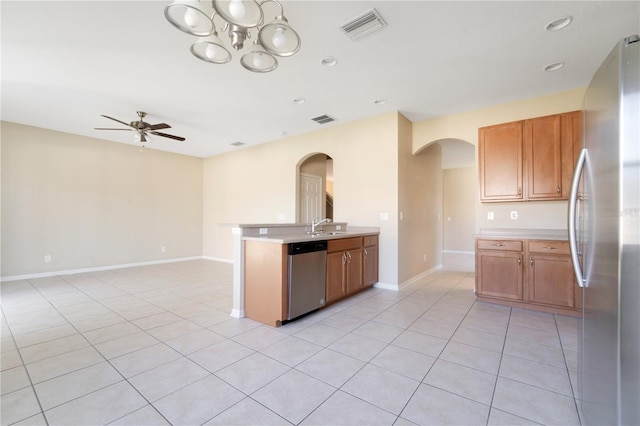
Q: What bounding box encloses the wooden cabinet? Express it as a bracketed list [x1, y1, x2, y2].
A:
[475, 237, 579, 315]
[478, 121, 523, 201]
[475, 239, 524, 301]
[363, 235, 379, 287]
[527, 240, 575, 308]
[243, 240, 287, 327]
[479, 111, 582, 203]
[244, 233, 379, 326]
[326, 237, 363, 304]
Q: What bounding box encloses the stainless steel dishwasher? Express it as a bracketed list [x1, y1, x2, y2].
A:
[287, 240, 327, 320]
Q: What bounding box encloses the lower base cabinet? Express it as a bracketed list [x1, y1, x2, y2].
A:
[326, 237, 363, 304]
[475, 238, 578, 315]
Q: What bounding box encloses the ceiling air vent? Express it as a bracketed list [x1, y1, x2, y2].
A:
[340, 9, 386, 41]
[311, 115, 336, 124]
[230, 141, 245, 147]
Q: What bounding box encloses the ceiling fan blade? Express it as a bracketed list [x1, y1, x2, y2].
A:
[147, 123, 171, 131]
[94, 127, 132, 131]
[101, 115, 133, 128]
[150, 131, 185, 141]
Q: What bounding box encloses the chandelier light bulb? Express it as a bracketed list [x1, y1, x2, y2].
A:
[253, 52, 266, 68]
[229, 0, 246, 19]
[272, 27, 286, 48]
[183, 7, 201, 28]
[205, 43, 222, 61]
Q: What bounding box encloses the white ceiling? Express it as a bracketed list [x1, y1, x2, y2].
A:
[2, 1, 638, 158]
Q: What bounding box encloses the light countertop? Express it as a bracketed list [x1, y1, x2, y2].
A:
[475, 228, 569, 241]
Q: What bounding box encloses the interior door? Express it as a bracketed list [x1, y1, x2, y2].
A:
[299, 173, 322, 224]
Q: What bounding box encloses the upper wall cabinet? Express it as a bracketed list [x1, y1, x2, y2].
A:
[478, 111, 582, 203]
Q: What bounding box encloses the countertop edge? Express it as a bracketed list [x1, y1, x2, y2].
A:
[475, 228, 569, 241]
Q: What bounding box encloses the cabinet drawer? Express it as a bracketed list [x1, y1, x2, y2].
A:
[328, 237, 361, 253]
[528, 240, 570, 255]
[476, 239, 523, 252]
[363, 235, 378, 246]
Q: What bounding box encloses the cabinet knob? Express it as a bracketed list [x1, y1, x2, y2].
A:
[557, 185, 561, 193]
[492, 243, 506, 247]
[346, 251, 352, 262]
[518, 257, 521, 266]
[518, 187, 522, 196]
[530, 257, 534, 266]
[364, 248, 368, 258]
[543, 246, 557, 250]
[342, 253, 346, 264]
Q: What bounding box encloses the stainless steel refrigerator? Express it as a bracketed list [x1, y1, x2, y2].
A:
[569, 34, 639, 425]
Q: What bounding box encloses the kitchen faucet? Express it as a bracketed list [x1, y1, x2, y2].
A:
[311, 218, 332, 233]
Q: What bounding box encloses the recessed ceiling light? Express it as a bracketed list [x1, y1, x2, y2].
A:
[544, 62, 565, 72]
[545, 16, 573, 31]
[374, 99, 387, 105]
[292, 98, 305, 104]
[321, 56, 337, 67]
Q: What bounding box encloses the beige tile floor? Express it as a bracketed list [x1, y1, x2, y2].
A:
[0, 260, 581, 425]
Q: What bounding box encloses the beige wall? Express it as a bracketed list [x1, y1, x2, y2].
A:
[203, 113, 402, 286]
[413, 87, 586, 231]
[1, 122, 203, 278]
[443, 167, 476, 251]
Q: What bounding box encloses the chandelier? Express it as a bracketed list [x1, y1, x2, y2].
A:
[164, 0, 301, 73]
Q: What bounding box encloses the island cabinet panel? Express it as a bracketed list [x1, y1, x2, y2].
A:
[363, 235, 379, 287]
[243, 241, 287, 327]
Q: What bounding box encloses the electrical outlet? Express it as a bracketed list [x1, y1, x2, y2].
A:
[487, 212, 494, 220]
[423, 254, 427, 262]
[336, 225, 342, 230]
[511, 211, 518, 220]
[259, 228, 268, 235]
[161, 246, 166, 253]
[44, 255, 52, 263]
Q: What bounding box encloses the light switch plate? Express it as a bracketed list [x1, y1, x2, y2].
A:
[511, 211, 518, 220]
[488, 212, 494, 220]
[380, 212, 389, 221]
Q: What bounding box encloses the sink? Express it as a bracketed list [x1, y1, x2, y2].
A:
[327, 232, 347, 235]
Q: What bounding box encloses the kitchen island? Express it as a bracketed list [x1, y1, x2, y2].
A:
[225, 223, 379, 327]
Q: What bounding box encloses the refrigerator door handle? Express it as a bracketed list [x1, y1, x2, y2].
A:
[569, 147, 587, 287]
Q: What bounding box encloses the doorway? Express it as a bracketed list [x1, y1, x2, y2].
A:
[297, 153, 333, 223]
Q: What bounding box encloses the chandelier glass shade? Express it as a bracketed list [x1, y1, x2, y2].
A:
[164, 0, 301, 72]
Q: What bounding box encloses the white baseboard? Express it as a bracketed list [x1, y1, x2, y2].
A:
[229, 308, 245, 318]
[1, 256, 210, 282]
[202, 256, 233, 264]
[373, 282, 398, 291]
[399, 264, 443, 290]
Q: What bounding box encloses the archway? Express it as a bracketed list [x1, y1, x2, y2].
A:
[296, 153, 333, 223]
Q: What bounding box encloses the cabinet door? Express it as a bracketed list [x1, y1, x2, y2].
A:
[326, 251, 346, 303]
[561, 111, 583, 199]
[363, 244, 378, 287]
[476, 250, 523, 300]
[479, 121, 524, 201]
[345, 248, 363, 294]
[525, 115, 562, 200]
[528, 254, 575, 308]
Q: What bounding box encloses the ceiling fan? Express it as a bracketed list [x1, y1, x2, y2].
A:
[95, 111, 185, 142]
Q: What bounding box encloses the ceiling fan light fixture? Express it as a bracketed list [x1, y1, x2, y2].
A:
[164, 0, 214, 36]
[259, 16, 301, 57]
[191, 33, 233, 63]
